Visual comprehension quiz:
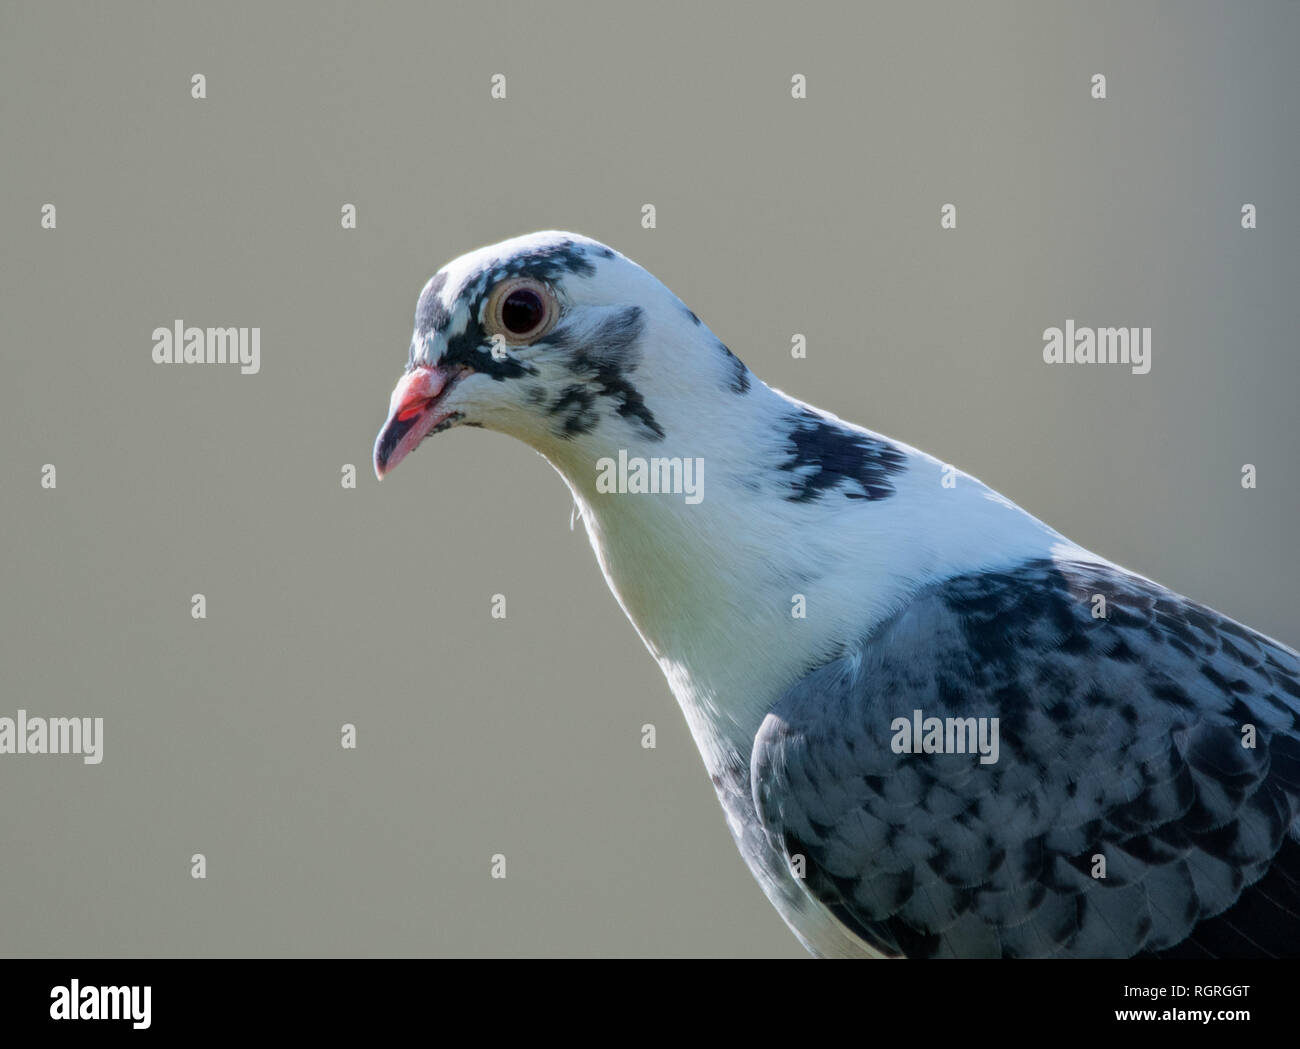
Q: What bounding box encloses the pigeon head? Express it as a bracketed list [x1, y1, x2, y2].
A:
[373, 231, 749, 479]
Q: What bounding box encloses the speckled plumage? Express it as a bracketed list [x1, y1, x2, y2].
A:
[375, 232, 1300, 957]
[751, 558, 1300, 957]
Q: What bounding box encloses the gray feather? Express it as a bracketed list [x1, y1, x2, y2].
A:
[750, 557, 1300, 958]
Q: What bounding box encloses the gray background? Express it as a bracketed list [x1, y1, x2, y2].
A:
[1, 0, 1296, 957]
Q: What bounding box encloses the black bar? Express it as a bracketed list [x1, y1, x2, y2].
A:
[0, 959, 1283, 1036]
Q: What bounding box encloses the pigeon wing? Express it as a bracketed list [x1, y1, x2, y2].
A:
[751, 558, 1300, 957]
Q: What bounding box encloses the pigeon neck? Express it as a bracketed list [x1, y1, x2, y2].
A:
[538, 377, 1075, 770]
[542, 380, 857, 764]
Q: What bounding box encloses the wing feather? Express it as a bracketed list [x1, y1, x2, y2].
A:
[751, 558, 1300, 957]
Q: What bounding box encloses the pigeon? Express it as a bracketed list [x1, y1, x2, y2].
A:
[373, 231, 1300, 958]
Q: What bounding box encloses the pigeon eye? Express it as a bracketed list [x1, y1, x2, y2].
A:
[502, 288, 543, 333]
[485, 277, 558, 344]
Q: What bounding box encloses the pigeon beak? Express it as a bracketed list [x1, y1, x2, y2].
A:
[373, 365, 460, 480]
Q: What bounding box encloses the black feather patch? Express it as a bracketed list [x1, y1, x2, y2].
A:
[717, 341, 750, 394]
[544, 306, 664, 441]
[414, 272, 450, 335]
[777, 409, 906, 502]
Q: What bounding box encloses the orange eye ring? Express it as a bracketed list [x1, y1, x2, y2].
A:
[484, 277, 559, 345]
